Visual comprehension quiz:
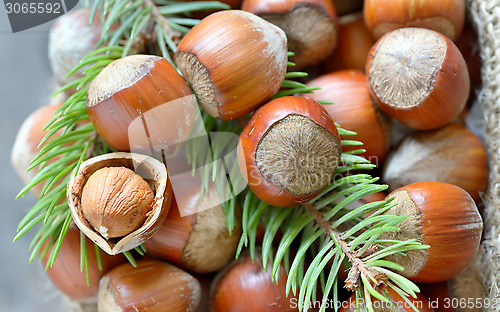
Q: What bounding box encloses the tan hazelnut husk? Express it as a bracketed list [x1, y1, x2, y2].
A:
[366, 27, 470, 130]
[381, 182, 483, 282]
[43, 227, 125, 304]
[174, 10, 288, 120]
[98, 259, 201, 312]
[363, 0, 465, 41]
[67, 152, 172, 255]
[382, 124, 488, 202]
[145, 175, 242, 274]
[241, 0, 338, 69]
[210, 250, 298, 312]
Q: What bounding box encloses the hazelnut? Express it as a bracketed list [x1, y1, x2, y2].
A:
[238, 96, 341, 207]
[306, 69, 391, 164]
[210, 250, 298, 312]
[81, 166, 154, 239]
[98, 260, 201, 312]
[241, 0, 338, 68]
[340, 287, 434, 311]
[49, 8, 103, 85]
[381, 182, 483, 282]
[145, 175, 242, 274]
[366, 27, 470, 130]
[323, 13, 375, 73]
[174, 10, 288, 120]
[363, 0, 465, 41]
[86, 54, 196, 152]
[11, 103, 62, 196]
[43, 227, 125, 303]
[382, 124, 488, 202]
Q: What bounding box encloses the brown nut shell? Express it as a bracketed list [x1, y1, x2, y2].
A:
[86, 54, 196, 152]
[340, 287, 434, 311]
[306, 69, 391, 164]
[238, 96, 341, 207]
[210, 250, 298, 312]
[366, 27, 469, 130]
[145, 175, 242, 274]
[43, 227, 125, 303]
[174, 10, 288, 120]
[382, 124, 488, 202]
[363, 0, 465, 41]
[98, 259, 201, 312]
[67, 152, 172, 255]
[241, 0, 338, 68]
[323, 13, 375, 73]
[49, 8, 103, 84]
[11, 103, 62, 196]
[382, 182, 483, 282]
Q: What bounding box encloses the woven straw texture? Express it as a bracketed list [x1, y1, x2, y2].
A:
[468, 0, 500, 309]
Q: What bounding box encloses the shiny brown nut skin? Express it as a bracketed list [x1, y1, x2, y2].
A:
[382, 182, 483, 283]
[86, 55, 195, 152]
[366, 27, 469, 130]
[98, 259, 201, 312]
[175, 10, 287, 120]
[363, 0, 465, 41]
[306, 69, 391, 165]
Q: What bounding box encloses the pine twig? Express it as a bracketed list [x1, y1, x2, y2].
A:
[144, 0, 182, 44]
[303, 203, 387, 292]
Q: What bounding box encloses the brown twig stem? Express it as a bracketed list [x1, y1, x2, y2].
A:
[302, 203, 386, 291]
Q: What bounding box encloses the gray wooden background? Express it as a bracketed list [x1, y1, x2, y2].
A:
[0, 7, 69, 312]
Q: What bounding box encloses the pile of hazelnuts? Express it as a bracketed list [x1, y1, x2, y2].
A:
[11, 0, 488, 311]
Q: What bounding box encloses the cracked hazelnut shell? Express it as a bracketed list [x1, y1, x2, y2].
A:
[67, 152, 172, 255]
